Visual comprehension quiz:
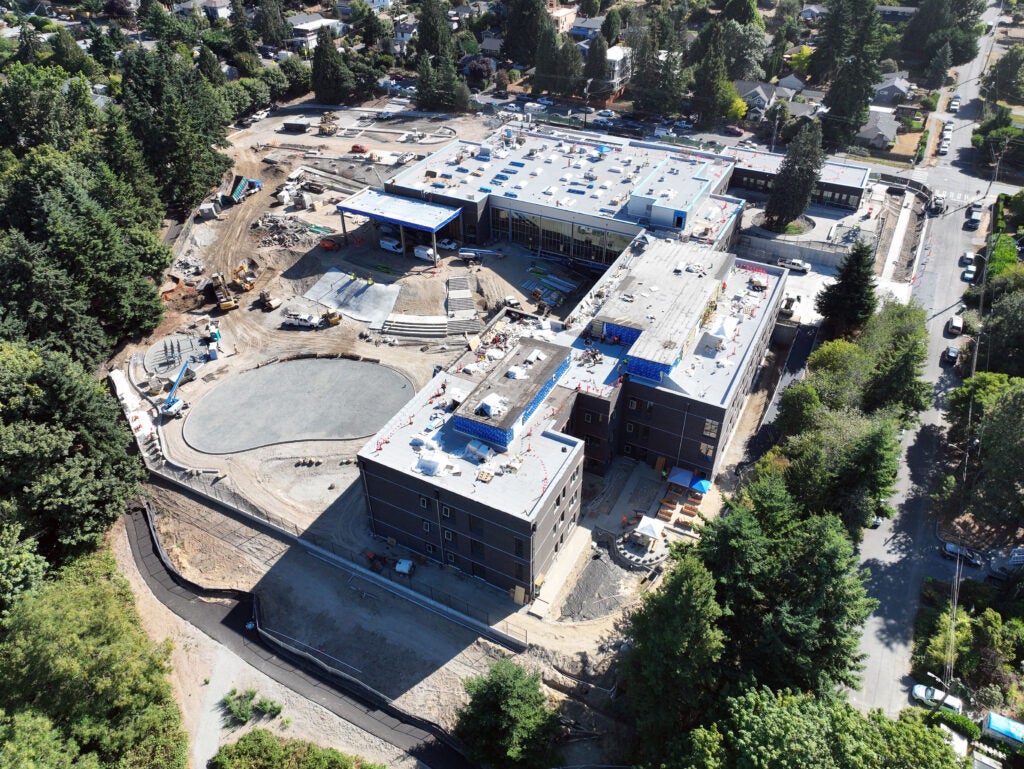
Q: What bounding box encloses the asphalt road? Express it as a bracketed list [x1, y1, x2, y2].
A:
[122, 509, 473, 769]
[849, 0, 1010, 718]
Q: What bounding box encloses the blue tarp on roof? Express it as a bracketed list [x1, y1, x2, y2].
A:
[986, 712, 1024, 745]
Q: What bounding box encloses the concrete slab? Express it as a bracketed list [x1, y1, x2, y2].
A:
[304, 268, 402, 329]
[182, 359, 414, 454]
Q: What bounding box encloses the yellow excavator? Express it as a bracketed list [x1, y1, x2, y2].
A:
[233, 263, 257, 292]
[318, 111, 339, 136]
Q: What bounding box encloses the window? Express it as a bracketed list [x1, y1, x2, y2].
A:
[700, 442, 714, 460]
[584, 412, 592, 424]
[441, 505, 451, 518]
[419, 497, 428, 509]
[623, 444, 633, 455]
[426, 543, 435, 554]
[471, 539, 484, 557]
[515, 563, 524, 580]
[628, 398, 637, 410]
[514, 537, 524, 557]
[447, 552, 455, 564]
[422, 520, 430, 532]
[444, 530, 454, 542]
[703, 419, 720, 438]
[626, 422, 635, 434]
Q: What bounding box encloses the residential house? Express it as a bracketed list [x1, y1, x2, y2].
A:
[288, 13, 343, 50]
[798, 4, 827, 19]
[855, 110, 900, 149]
[570, 16, 605, 40]
[733, 80, 779, 121]
[873, 72, 913, 104]
[549, 5, 577, 34]
[393, 17, 419, 52]
[605, 45, 631, 90]
[778, 73, 805, 91]
[172, 0, 231, 22]
[481, 34, 503, 57]
[877, 5, 916, 22]
[337, 0, 391, 17]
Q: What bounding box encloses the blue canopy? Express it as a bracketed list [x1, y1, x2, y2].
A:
[596, 145, 612, 154]
[667, 467, 693, 488]
[691, 478, 712, 494]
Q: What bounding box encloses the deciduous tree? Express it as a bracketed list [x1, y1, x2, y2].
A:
[454, 659, 559, 769]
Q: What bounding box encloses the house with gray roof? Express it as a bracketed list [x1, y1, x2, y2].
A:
[856, 110, 900, 149]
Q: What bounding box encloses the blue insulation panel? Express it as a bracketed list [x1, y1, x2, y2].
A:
[521, 354, 571, 425]
[452, 416, 514, 448]
[627, 357, 672, 381]
[602, 323, 642, 346]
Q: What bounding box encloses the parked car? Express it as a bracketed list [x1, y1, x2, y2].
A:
[376, 111, 395, 120]
[964, 265, 977, 281]
[961, 251, 974, 266]
[437, 238, 459, 251]
[350, 144, 369, 153]
[537, 96, 555, 106]
[947, 315, 964, 335]
[950, 95, 962, 111]
[929, 194, 946, 214]
[966, 209, 983, 229]
[591, 117, 612, 127]
[943, 344, 960, 365]
[937, 141, 950, 155]
[596, 109, 616, 117]
[579, 106, 596, 113]
[380, 237, 403, 254]
[723, 125, 744, 136]
[911, 685, 964, 715]
[777, 258, 811, 273]
[941, 542, 983, 567]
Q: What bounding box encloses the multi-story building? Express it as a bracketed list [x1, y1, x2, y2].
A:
[353, 126, 861, 597]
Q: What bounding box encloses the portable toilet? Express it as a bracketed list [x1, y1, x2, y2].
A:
[208, 341, 219, 360]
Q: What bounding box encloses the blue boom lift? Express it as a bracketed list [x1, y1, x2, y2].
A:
[160, 361, 191, 419]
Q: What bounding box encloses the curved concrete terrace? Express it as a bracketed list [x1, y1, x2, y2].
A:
[182, 358, 414, 454]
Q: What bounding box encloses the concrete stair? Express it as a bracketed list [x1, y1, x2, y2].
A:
[446, 277, 481, 335]
[381, 314, 449, 338]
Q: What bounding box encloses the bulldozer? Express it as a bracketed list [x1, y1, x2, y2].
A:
[232, 263, 257, 292]
[318, 111, 339, 136]
[210, 272, 238, 311]
[259, 289, 282, 311]
[321, 309, 341, 326]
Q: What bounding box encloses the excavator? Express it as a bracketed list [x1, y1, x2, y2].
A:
[232, 263, 257, 292]
[210, 272, 238, 311]
[321, 309, 341, 326]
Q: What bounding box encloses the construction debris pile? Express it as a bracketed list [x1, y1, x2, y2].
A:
[252, 214, 324, 248]
[172, 253, 205, 279]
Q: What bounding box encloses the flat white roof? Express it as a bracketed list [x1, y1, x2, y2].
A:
[723, 146, 870, 191]
[337, 188, 462, 233]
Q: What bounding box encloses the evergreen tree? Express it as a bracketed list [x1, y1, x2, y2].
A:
[816, 239, 878, 335]
[229, 0, 257, 57]
[501, 0, 547, 66]
[532, 22, 560, 94]
[434, 53, 460, 110]
[692, 21, 730, 125]
[417, 0, 453, 58]
[764, 121, 824, 231]
[555, 40, 583, 97]
[310, 27, 352, 103]
[88, 26, 118, 70]
[927, 41, 953, 89]
[198, 44, 225, 86]
[600, 9, 621, 43]
[254, 0, 290, 48]
[15, 23, 42, 65]
[809, 0, 851, 82]
[723, 0, 763, 28]
[621, 552, 725, 760]
[51, 26, 93, 76]
[415, 55, 437, 109]
[583, 33, 608, 82]
[820, 0, 881, 147]
[722, 19, 767, 81]
[580, 0, 599, 16]
[983, 43, 1024, 102]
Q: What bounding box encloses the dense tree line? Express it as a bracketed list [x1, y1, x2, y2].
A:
[209, 728, 385, 768]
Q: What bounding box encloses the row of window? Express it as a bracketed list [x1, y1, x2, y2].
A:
[623, 415, 719, 439]
[622, 441, 715, 460]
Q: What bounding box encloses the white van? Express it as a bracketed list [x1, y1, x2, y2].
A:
[380, 237, 402, 254]
[948, 315, 963, 335]
[413, 245, 436, 263]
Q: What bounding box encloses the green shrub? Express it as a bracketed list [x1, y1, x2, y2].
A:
[921, 93, 939, 112]
[930, 711, 982, 740]
[254, 697, 283, 718]
[221, 689, 257, 724]
[989, 234, 1018, 279]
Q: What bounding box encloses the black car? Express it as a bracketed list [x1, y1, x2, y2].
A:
[942, 345, 960, 365]
[941, 542, 983, 567]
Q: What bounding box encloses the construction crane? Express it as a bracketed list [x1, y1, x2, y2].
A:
[160, 361, 191, 419]
[318, 111, 339, 136]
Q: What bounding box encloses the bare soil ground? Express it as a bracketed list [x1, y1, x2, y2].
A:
[110, 517, 428, 769]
